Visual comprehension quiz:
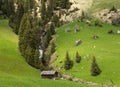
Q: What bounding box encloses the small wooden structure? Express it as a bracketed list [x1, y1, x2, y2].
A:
[41, 70, 58, 79]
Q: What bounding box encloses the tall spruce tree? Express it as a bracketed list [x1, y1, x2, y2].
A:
[24, 0, 35, 13]
[91, 56, 101, 76]
[19, 13, 42, 68]
[1, 0, 8, 15]
[64, 51, 73, 70]
[75, 51, 81, 63]
[47, 0, 54, 20]
[19, 13, 31, 57]
[7, 0, 15, 16]
[9, 0, 24, 34]
[41, 0, 47, 24]
[0, 0, 2, 10]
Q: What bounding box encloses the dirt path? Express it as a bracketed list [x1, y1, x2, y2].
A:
[62, 74, 119, 87]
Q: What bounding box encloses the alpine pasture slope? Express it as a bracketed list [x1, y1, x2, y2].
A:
[0, 20, 98, 87]
[56, 20, 120, 85]
[90, 0, 120, 13]
[55, 0, 120, 86]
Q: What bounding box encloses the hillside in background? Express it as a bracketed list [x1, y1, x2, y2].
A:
[90, 0, 120, 13]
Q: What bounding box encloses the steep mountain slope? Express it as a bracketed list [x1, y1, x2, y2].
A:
[0, 19, 98, 87]
[56, 20, 120, 85]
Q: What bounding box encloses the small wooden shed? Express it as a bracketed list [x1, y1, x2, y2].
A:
[41, 70, 58, 79]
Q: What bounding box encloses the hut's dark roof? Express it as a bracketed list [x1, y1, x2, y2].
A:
[41, 70, 57, 75]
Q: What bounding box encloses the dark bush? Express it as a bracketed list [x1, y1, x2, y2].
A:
[94, 19, 103, 27]
[91, 56, 101, 76]
[64, 51, 74, 70]
[75, 51, 81, 63]
[110, 6, 117, 12]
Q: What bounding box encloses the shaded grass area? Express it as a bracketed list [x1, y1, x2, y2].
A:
[56, 20, 120, 85]
[0, 19, 97, 87]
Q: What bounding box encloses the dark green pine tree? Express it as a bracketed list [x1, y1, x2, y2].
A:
[1, 0, 15, 17]
[34, 49, 45, 71]
[75, 51, 81, 63]
[52, 14, 60, 27]
[64, 51, 74, 70]
[91, 56, 101, 76]
[19, 13, 34, 65]
[64, 0, 70, 9]
[1, 0, 7, 14]
[19, 13, 29, 57]
[9, 0, 24, 34]
[46, 0, 55, 20]
[110, 6, 117, 12]
[41, 0, 47, 24]
[50, 22, 55, 35]
[24, 0, 35, 13]
[43, 29, 52, 49]
[7, 0, 15, 16]
[0, 1, 1, 9]
[50, 41, 56, 54]
[19, 12, 43, 69]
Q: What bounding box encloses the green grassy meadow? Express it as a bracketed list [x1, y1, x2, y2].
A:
[1, 0, 120, 86]
[56, 20, 120, 85]
[90, 0, 120, 13]
[0, 19, 98, 87]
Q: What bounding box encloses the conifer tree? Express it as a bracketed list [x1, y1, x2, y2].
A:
[50, 22, 55, 35]
[19, 13, 42, 68]
[52, 14, 60, 27]
[47, 0, 54, 20]
[75, 51, 81, 63]
[91, 56, 101, 76]
[64, 51, 73, 70]
[110, 6, 117, 12]
[41, 0, 47, 24]
[24, 0, 35, 13]
[9, 0, 24, 34]
[0, 0, 2, 10]
[19, 13, 29, 56]
[50, 41, 56, 53]
[34, 49, 42, 68]
[7, 0, 15, 16]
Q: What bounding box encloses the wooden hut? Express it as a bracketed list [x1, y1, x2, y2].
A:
[41, 70, 58, 79]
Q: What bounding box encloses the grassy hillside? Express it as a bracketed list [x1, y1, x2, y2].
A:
[56, 20, 120, 85]
[0, 19, 98, 87]
[90, 0, 120, 13]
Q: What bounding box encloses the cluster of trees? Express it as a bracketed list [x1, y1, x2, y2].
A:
[1, 0, 71, 69]
[18, 0, 56, 69]
[64, 51, 101, 76]
[0, 0, 14, 17]
[64, 51, 81, 70]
